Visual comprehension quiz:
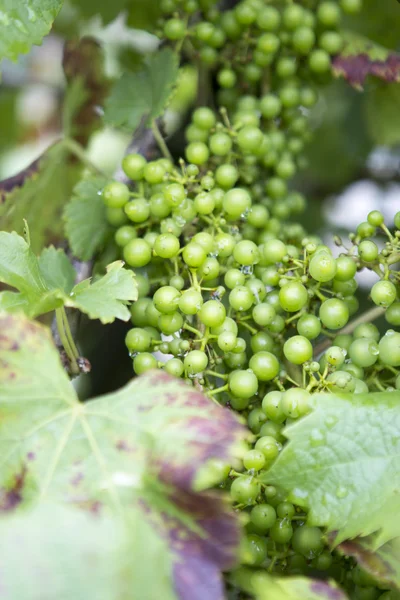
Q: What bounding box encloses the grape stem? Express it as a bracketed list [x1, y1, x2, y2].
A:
[151, 120, 173, 161]
[314, 305, 385, 356]
[55, 307, 80, 375]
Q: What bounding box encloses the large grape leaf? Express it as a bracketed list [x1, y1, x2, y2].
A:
[0, 142, 80, 252]
[234, 569, 347, 600]
[265, 392, 400, 546]
[0, 502, 174, 600]
[337, 536, 400, 591]
[0, 231, 137, 322]
[332, 33, 400, 89]
[0, 0, 63, 63]
[104, 48, 179, 133]
[63, 176, 111, 261]
[0, 312, 247, 600]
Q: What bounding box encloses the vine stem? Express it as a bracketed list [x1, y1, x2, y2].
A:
[314, 305, 385, 356]
[151, 120, 173, 161]
[55, 308, 80, 375]
[63, 137, 106, 176]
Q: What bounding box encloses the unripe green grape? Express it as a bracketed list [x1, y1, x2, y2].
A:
[178, 289, 202, 315]
[247, 204, 269, 228]
[255, 435, 281, 461]
[300, 86, 318, 108]
[252, 303, 275, 326]
[234, 2, 256, 25]
[353, 323, 380, 342]
[262, 391, 285, 423]
[125, 328, 152, 352]
[135, 274, 150, 299]
[123, 239, 151, 268]
[233, 240, 260, 265]
[335, 256, 357, 281]
[229, 370, 258, 399]
[308, 49, 331, 74]
[257, 6, 280, 31]
[198, 257, 220, 280]
[185, 123, 209, 143]
[130, 298, 151, 327]
[164, 183, 186, 208]
[309, 252, 337, 282]
[103, 181, 130, 208]
[223, 187, 251, 219]
[249, 351, 280, 381]
[164, 358, 184, 377]
[217, 331, 237, 352]
[260, 94, 281, 119]
[325, 345, 347, 367]
[185, 141, 210, 166]
[192, 106, 216, 130]
[106, 206, 128, 227]
[199, 300, 226, 327]
[292, 26, 316, 55]
[217, 68, 237, 88]
[164, 18, 186, 40]
[379, 331, 400, 366]
[209, 132, 232, 157]
[284, 335, 313, 364]
[263, 239, 287, 264]
[281, 387, 310, 418]
[184, 350, 208, 375]
[124, 198, 150, 223]
[257, 33, 280, 55]
[277, 502, 295, 519]
[153, 233, 180, 259]
[265, 177, 287, 199]
[114, 225, 137, 247]
[194, 21, 214, 43]
[182, 243, 207, 268]
[212, 317, 238, 336]
[292, 526, 324, 559]
[279, 281, 308, 312]
[297, 314, 321, 340]
[354, 379, 370, 394]
[194, 192, 215, 215]
[229, 286, 254, 311]
[250, 504, 276, 532]
[358, 240, 379, 262]
[371, 280, 397, 308]
[333, 334, 353, 352]
[319, 298, 349, 330]
[158, 312, 184, 335]
[230, 475, 260, 505]
[149, 193, 171, 219]
[122, 153, 147, 180]
[237, 126, 263, 153]
[270, 518, 293, 543]
[276, 56, 297, 78]
[225, 268, 245, 289]
[144, 161, 166, 184]
[282, 4, 305, 30]
[340, 0, 362, 13]
[153, 286, 180, 314]
[243, 449, 265, 471]
[319, 31, 344, 55]
[133, 352, 157, 374]
[327, 370, 356, 393]
[385, 302, 400, 326]
[317, 1, 341, 27]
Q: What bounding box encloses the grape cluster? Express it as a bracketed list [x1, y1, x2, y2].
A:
[100, 0, 400, 595]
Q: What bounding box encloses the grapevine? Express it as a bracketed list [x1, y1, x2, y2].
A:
[1, 1, 400, 599]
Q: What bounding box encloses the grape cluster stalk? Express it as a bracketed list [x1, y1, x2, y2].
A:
[101, 1, 400, 597]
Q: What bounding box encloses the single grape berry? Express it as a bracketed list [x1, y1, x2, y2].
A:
[279, 281, 308, 312]
[371, 280, 397, 308]
[284, 335, 313, 364]
[103, 182, 130, 208]
[123, 239, 151, 268]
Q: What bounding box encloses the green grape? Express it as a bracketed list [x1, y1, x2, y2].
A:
[158, 312, 184, 334]
[279, 281, 308, 312]
[106, 206, 128, 227]
[247, 407, 267, 434]
[312, 551, 333, 571]
[164, 18, 186, 40]
[212, 317, 238, 336]
[249, 351, 280, 381]
[327, 370, 356, 392]
[297, 314, 321, 340]
[334, 255, 358, 281]
[250, 503, 276, 532]
[182, 243, 207, 268]
[150, 193, 171, 219]
[270, 518, 293, 543]
[164, 183, 186, 208]
[198, 257, 220, 280]
[164, 358, 184, 377]
[340, 0, 362, 13]
[319, 298, 349, 330]
[277, 502, 295, 519]
[115, 225, 137, 247]
[281, 388, 310, 418]
[262, 391, 285, 423]
[225, 268, 246, 289]
[308, 49, 331, 73]
[133, 352, 157, 374]
[353, 323, 380, 342]
[122, 154, 147, 180]
[233, 240, 260, 265]
[259, 422, 284, 442]
[255, 435, 281, 460]
[371, 280, 397, 308]
[209, 132, 232, 156]
[284, 335, 313, 364]
[223, 188, 252, 219]
[184, 350, 208, 375]
[385, 302, 400, 326]
[192, 106, 216, 130]
[144, 161, 166, 184]
[199, 300, 226, 327]
[263, 239, 287, 264]
[292, 26, 316, 55]
[103, 182, 130, 208]
[237, 126, 263, 153]
[243, 449, 266, 471]
[257, 33, 280, 55]
[260, 94, 281, 118]
[358, 240, 379, 262]
[215, 232, 236, 257]
[215, 164, 239, 189]
[229, 286, 254, 311]
[292, 526, 324, 559]
[169, 275, 185, 290]
[252, 303, 276, 326]
[282, 4, 305, 30]
[154, 233, 180, 258]
[185, 141, 210, 165]
[379, 331, 400, 367]
[251, 331, 274, 353]
[217, 68, 237, 88]
[125, 328, 152, 352]
[153, 286, 180, 314]
[319, 31, 343, 55]
[229, 370, 258, 398]
[325, 345, 346, 367]
[240, 534, 268, 566]
[230, 475, 260, 505]
[179, 289, 203, 315]
[309, 252, 337, 282]
[257, 6, 280, 31]
[123, 239, 152, 268]
[317, 1, 341, 27]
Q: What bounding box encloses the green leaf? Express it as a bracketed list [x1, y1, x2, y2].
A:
[64, 176, 110, 261]
[0, 313, 246, 600]
[337, 536, 400, 591]
[126, 0, 162, 31]
[0, 143, 80, 253]
[69, 0, 128, 24]
[62, 37, 110, 144]
[332, 32, 400, 89]
[235, 569, 347, 600]
[265, 392, 400, 546]
[0, 502, 175, 600]
[38, 247, 76, 293]
[365, 82, 400, 147]
[104, 48, 179, 133]
[0, 0, 63, 63]
[67, 261, 137, 323]
[0, 232, 137, 322]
